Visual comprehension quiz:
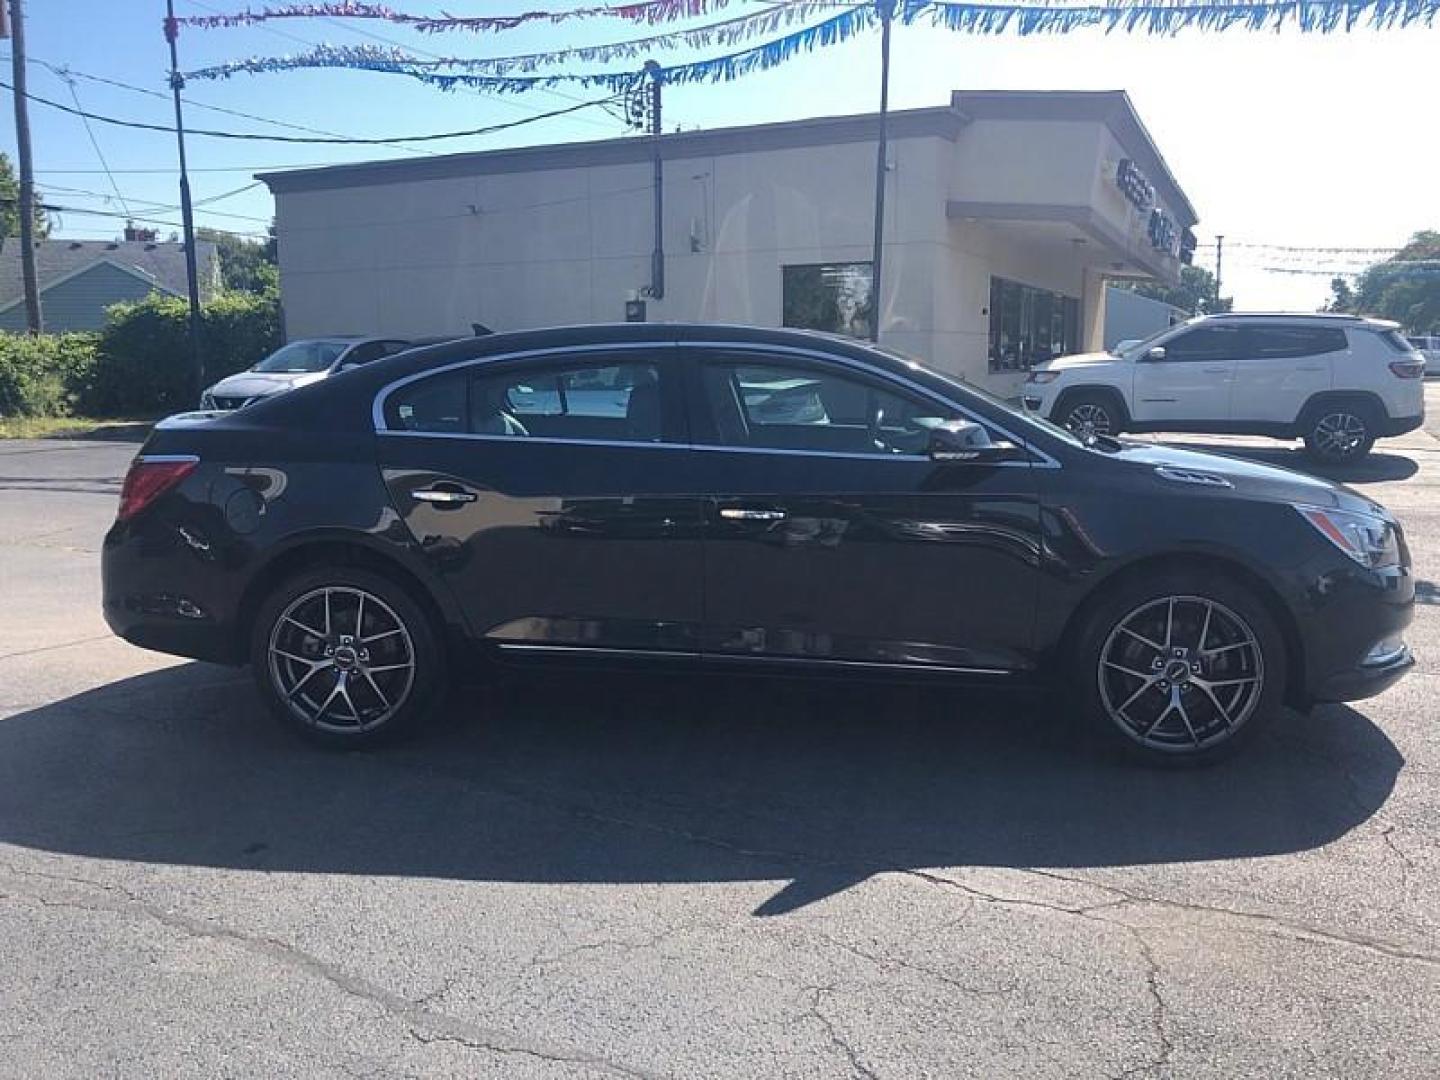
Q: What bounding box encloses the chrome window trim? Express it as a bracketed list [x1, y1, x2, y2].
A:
[135, 453, 201, 464]
[370, 336, 1060, 468]
[680, 340, 1059, 469]
[371, 341, 676, 433]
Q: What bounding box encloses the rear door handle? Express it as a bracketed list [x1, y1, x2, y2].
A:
[720, 508, 786, 521]
[1202, 366, 1230, 374]
[411, 485, 478, 506]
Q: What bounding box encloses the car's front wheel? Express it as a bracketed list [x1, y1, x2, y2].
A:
[1071, 568, 1286, 766]
[1058, 394, 1121, 440]
[250, 566, 445, 748]
[1304, 406, 1375, 463]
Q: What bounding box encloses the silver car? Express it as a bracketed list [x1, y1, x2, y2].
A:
[199, 337, 415, 411]
[1408, 335, 1440, 377]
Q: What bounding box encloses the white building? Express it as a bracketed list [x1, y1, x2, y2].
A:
[260, 89, 1197, 396]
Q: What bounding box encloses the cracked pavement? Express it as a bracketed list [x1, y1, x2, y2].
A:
[1, 401, 1438, 1078]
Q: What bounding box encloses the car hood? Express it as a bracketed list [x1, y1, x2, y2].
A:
[207, 370, 328, 398]
[1113, 441, 1387, 517]
[1042, 351, 1118, 371]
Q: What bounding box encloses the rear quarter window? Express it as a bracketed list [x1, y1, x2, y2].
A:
[1376, 329, 1419, 353]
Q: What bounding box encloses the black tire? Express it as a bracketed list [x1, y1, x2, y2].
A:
[1057, 393, 1123, 439]
[1069, 567, 1287, 767]
[249, 566, 446, 748]
[1303, 403, 1376, 464]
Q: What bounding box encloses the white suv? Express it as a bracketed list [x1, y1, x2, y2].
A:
[1022, 313, 1426, 462]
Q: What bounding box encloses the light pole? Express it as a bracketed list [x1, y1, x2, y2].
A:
[868, 0, 895, 343]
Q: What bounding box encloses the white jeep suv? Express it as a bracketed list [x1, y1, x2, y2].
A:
[1022, 313, 1426, 462]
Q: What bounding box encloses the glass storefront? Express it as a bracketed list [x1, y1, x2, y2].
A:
[988, 277, 1081, 373]
[783, 262, 875, 341]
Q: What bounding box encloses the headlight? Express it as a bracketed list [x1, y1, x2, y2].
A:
[1026, 370, 1061, 384]
[1296, 505, 1400, 569]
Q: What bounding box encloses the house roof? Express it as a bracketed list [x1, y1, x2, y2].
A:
[0, 238, 218, 309]
[257, 89, 1196, 226]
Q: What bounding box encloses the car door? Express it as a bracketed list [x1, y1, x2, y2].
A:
[375, 345, 707, 656]
[1228, 324, 1342, 424]
[1131, 324, 1243, 426]
[685, 345, 1044, 674]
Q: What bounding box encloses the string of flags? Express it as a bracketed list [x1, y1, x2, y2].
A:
[179, 0, 1440, 92]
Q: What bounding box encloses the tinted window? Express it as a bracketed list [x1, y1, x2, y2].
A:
[1380, 330, 1420, 353]
[385, 357, 670, 443]
[1245, 326, 1348, 359]
[342, 342, 394, 367]
[988, 277, 1081, 372]
[1161, 326, 1245, 362]
[702, 358, 958, 456]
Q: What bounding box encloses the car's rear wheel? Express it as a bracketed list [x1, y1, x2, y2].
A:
[1059, 394, 1121, 440]
[1071, 568, 1286, 766]
[250, 567, 444, 748]
[1304, 406, 1375, 463]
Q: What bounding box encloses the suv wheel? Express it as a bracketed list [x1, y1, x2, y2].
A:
[1304, 407, 1375, 463]
[1072, 569, 1286, 767]
[1059, 395, 1120, 439]
[250, 567, 445, 748]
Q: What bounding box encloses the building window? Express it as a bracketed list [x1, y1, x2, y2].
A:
[782, 262, 874, 340]
[988, 277, 1081, 373]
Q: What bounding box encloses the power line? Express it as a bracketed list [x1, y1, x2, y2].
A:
[6, 52, 437, 158]
[2, 196, 268, 236]
[38, 181, 272, 224]
[56, 74, 133, 218]
[178, 0, 620, 134]
[0, 77, 626, 144]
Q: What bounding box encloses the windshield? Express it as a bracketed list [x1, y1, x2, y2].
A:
[1108, 324, 1177, 358]
[252, 341, 350, 374]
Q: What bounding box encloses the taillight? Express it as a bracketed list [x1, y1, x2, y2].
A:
[1389, 359, 1425, 379]
[117, 455, 199, 522]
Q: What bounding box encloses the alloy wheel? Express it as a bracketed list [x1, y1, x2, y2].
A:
[1312, 412, 1368, 458]
[1065, 403, 1112, 439]
[1097, 595, 1264, 753]
[267, 586, 416, 735]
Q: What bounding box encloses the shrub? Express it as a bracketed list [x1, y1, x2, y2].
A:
[0, 332, 99, 418]
[80, 290, 281, 416]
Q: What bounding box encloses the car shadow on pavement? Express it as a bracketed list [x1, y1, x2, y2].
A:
[1168, 442, 1419, 485]
[0, 662, 1403, 915]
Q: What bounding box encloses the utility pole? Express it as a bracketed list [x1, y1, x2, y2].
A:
[645, 60, 664, 301]
[7, 0, 43, 334]
[164, 0, 205, 401]
[868, 0, 896, 343]
[1213, 234, 1224, 311]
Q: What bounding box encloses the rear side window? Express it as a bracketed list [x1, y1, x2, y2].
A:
[383, 356, 673, 443]
[1378, 330, 1419, 353]
[1245, 325, 1348, 360]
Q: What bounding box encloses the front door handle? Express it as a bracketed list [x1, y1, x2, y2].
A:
[720, 507, 786, 521]
[411, 485, 477, 506]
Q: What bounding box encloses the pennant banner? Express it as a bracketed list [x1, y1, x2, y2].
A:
[181, 0, 1440, 93]
[172, 0, 754, 32]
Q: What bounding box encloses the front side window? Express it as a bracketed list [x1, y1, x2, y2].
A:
[1160, 325, 1245, 362]
[782, 263, 874, 340]
[701, 357, 958, 456]
[384, 355, 670, 443]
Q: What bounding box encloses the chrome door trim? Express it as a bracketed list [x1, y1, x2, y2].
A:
[493, 641, 1015, 677]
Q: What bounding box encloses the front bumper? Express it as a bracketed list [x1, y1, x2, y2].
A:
[1310, 643, 1415, 703]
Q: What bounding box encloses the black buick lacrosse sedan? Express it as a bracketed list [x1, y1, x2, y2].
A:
[103, 324, 1415, 765]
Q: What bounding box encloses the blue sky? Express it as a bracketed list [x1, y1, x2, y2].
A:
[4, 0, 1436, 310]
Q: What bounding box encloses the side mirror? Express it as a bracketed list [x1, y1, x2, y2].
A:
[1145, 346, 1167, 362]
[927, 420, 1021, 463]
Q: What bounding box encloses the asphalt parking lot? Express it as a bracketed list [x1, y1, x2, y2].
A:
[2, 391, 1438, 1078]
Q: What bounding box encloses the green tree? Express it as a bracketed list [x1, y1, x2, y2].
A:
[197, 226, 278, 295]
[1326, 230, 1440, 332]
[0, 152, 51, 239]
[1121, 264, 1231, 315]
